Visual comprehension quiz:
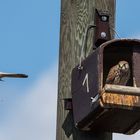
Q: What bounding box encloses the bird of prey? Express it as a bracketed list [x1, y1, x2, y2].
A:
[106, 61, 130, 85]
[0, 72, 28, 81]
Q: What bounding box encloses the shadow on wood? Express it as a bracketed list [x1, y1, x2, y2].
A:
[62, 111, 112, 140]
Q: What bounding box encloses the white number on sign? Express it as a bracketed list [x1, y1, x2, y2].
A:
[82, 73, 89, 93]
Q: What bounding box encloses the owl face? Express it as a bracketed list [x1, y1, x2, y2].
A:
[118, 61, 129, 73]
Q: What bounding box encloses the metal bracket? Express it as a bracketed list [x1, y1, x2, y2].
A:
[64, 98, 73, 110]
[93, 9, 111, 49]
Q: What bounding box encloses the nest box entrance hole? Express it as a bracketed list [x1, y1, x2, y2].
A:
[103, 44, 133, 86]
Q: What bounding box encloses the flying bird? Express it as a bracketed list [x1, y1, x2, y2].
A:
[106, 61, 130, 85]
[0, 72, 28, 81]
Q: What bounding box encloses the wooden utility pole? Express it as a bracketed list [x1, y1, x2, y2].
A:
[56, 0, 116, 140]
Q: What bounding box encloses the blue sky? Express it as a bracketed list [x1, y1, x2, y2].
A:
[0, 0, 60, 139]
[0, 0, 60, 85]
[116, 0, 140, 38]
[0, 0, 139, 140]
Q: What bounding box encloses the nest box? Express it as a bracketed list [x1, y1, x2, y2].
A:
[71, 39, 140, 134]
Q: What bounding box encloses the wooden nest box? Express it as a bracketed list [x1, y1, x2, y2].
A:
[71, 39, 140, 134]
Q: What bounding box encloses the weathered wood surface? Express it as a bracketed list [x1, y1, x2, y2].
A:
[56, 0, 116, 140]
[101, 84, 140, 107]
[104, 84, 140, 95]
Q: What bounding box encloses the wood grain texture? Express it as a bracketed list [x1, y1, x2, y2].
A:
[104, 84, 140, 96]
[56, 0, 116, 140]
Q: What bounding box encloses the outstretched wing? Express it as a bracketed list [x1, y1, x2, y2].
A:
[0, 72, 28, 79]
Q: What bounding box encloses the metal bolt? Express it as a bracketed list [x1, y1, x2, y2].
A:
[101, 16, 108, 22]
[78, 66, 83, 70]
[75, 123, 78, 128]
[91, 95, 99, 103]
[91, 97, 95, 103]
[101, 32, 106, 38]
